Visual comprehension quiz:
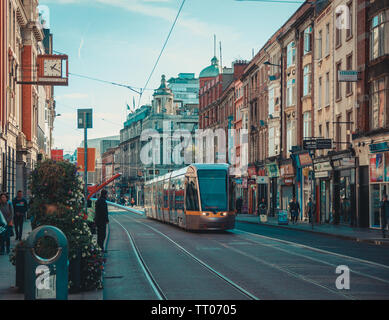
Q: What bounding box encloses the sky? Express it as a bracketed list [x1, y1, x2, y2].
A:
[40, 0, 303, 154]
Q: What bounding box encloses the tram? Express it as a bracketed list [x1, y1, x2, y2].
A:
[144, 164, 236, 231]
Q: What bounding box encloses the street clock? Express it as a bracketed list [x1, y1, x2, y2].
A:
[43, 58, 62, 77]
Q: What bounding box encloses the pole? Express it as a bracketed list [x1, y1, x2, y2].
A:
[84, 112, 88, 214]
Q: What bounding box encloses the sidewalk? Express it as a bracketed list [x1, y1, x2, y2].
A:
[236, 214, 389, 247]
[0, 220, 103, 300]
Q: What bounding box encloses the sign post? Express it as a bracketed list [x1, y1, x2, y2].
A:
[78, 109, 93, 214]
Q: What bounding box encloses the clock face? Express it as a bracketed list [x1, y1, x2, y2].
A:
[43, 59, 62, 77]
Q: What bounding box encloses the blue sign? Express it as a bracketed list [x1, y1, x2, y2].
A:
[278, 210, 289, 225]
[369, 142, 389, 153]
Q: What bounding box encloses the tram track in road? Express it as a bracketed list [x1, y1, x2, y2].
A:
[115, 213, 260, 300]
[111, 216, 167, 300]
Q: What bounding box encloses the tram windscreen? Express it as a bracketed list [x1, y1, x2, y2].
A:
[197, 170, 228, 212]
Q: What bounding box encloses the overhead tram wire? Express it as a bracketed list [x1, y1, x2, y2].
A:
[138, 0, 187, 108]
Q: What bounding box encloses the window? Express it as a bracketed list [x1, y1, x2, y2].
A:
[318, 77, 322, 109]
[346, 2, 353, 39]
[185, 177, 199, 211]
[304, 26, 312, 55]
[370, 10, 389, 61]
[303, 64, 312, 96]
[286, 120, 294, 155]
[326, 122, 330, 138]
[303, 112, 312, 138]
[268, 87, 275, 115]
[325, 72, 330, 106]
[325, 23, 330, 56]
[287, 79, 296, 107]
[346, 111, 352, 144]
[318, 124, 323, 138]
[269, 127, 275, 157]
[287, 41, 296, 67]
[317, 30, 322, 59]
[370, 77, 386, 130]
[336, 62, 342, 100]
[346, 54, 353, 95]
[336, 13, 342, 47]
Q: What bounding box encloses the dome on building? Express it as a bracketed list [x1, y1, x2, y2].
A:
[199, 56, 220, 78]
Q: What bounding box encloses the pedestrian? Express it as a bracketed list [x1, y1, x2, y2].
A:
[289, 196, 300, 224]
[236, 197, 243, 215]
[380, 194, 389, 239]
[306, 197, 315, 225]
[95, 190, 109, 251]
[259, 198, 267, 216]
[0, 193, 14, 255]
[131, 198, 135, 207]
[12, 190, 28, 241]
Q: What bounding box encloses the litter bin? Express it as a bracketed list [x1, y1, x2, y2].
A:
[24, 226, 68, 300]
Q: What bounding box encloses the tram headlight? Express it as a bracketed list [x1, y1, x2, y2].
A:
[221, 212, 227, 216]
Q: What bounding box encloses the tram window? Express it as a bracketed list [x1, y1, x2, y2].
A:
[185, 178, 199, 211]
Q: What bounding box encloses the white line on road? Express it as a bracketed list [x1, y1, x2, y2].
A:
[234, 229, 389, 271]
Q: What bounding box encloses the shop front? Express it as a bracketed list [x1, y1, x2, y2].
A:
[296, 153, 313, 221]
[331, 153, 356, 226]
[248, 166, 257, 214]
[368, 146, 389, 229]
[313, 158, 333, 224]
[279, 162, 295, 211]
[256, 167, 268, 209]
[266, 162, 280, 217]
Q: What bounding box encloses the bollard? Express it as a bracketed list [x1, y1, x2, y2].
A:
[24, 226, 68, 300]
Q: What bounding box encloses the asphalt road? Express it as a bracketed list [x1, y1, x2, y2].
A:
[103, 209, 389, 300]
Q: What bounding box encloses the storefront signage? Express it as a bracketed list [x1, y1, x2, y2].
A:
[298, 153, 313, 167]
[284, 178, 294, 185]
[314, 161, 332, 172]
[333, 157, 355, 169]
[338, 70, 358, 82]
[370, 153, 385, 183]
[256, 176, 269, 184]
[280, 163, 294, 177]
[266, 163, 280, 178]
[315, 171, 329, 178]
[369, 142, 389, 153]
[303, 139, 332, 150]
[248, 167, 257, 177]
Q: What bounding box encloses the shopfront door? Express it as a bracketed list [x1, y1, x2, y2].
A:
[320, 180, 331, 223]
[370, 183, 389, 228]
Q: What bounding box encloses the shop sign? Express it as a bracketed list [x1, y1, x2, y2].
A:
[333, 157, 355, 169]
[315, 171, 329, 178]
[314, 161, 332, 172]
[298, 153, 313, 167]
[257, 168, 266, 176]
[370, 154, 384, 183]
[280, 163, 294, 177]
[369, 142, 389, 153]
[338, 70, 358, 82]
[266, 163, 280, 178]
[256, 176, 269, 184]
[248, 167, 257, 177]
[284, 178, 294, 185]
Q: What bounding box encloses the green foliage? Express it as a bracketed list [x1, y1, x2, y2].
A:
[23, 159, 104, 291]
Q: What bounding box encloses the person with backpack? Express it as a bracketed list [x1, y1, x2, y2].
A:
[12, 190, 29, 241]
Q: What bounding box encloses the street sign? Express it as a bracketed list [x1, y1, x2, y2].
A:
[338, 70, 358, 82]
[303, 138, 332, 150]
[77, 109, 93, 129]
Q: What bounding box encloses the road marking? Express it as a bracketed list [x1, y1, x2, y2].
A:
[216, 241, 356, 300]
[111, 216, 166, 300]
[232, 231, 389, 286]
[234, 229, 389, 271]
[119, 213, 260, 300]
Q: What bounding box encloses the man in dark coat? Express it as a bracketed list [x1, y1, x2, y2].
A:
[12, 190, 29, 241]
[95, 190, 109, 251]
[289, 196, 300, 224]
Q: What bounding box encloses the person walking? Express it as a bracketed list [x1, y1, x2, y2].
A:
[289, 196, 300, 224]
[131, 198, 135, 207]
[0, 193, 14, 254]
[12, 190, 28, 241]
[95, 190, 109, 251]
[236, 197, 243, 215]
[380, 194, 389, 239]
[306, 197, 315, 228]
